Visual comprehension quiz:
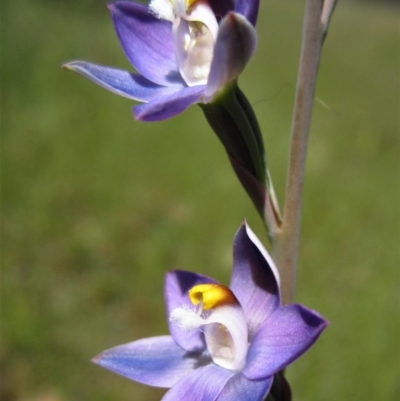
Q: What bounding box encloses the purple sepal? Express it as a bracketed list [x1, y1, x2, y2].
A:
[242, 304, 329, 380]
[230, 223, 280, 337]
[216, 373, 273, 401]
[205, 12, 257, 100]
[161, 364, 235, 401]
[109, 1, 184, 87]
[92, 335, 205, 388]
[165, 270, 218, 352]
[63, 61, 181, 101]
[133, 85, 205, 121]
[234, 0, 260, 26]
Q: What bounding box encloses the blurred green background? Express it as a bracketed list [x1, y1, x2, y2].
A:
[3, 0, 399, 400]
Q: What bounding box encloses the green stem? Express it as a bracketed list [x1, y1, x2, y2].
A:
[273, 0, 337, 305]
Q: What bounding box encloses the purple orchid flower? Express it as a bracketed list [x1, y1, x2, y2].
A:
[63, 0, 281, 230]
[63, 0, 259, 122]
[93, 222, 328, 400]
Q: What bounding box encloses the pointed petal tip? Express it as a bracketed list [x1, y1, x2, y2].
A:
[298, 304, 330, 331]
[62, 61, 82, 72]
[237, 220, 250, 241]
[133, 106, 156, 122]
[61, 62, 74, 71]
[225, 10, 241, 25]
[242, 223, 281, 288]
[107, 1, 120, 12]
[91, 350, 108, 366]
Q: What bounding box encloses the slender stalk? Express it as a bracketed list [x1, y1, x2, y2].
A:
[272, 0, 336, 305]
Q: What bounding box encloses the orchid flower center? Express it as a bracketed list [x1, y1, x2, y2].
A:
[149, 0, 219, 86]
[170, 284, 248, 370]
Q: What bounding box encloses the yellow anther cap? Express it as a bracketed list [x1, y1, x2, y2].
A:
[189, 284, 238, 310]
[186, 0, 197, 7]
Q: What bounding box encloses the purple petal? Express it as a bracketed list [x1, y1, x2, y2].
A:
[109, 1, 184, 87]
[133, 85, 205, 121]
[216, 373, 273, 401]
[234, 0, 260, 26]
[161, 364, 235, 401]
[165, 270, 218, 352]
[204, 12, 257, 100]
[63, 61, 182, 101]
[93, 335, 207, 388]
[230, 223, 280, 338]
[243, 304, 329, 380]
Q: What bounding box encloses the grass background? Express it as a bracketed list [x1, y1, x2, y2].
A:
[2, 0, 399, 400]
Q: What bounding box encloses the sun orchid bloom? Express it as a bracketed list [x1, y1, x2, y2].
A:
[93, 222, 328, 400]
[63, 0, 258, 121]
